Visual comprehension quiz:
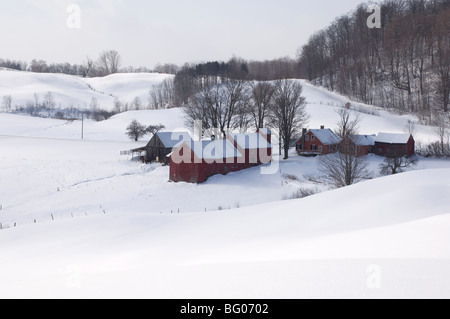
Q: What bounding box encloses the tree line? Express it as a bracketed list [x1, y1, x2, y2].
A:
[0, 50, 154, 77]
[147, 57, 299, 110]
[298, 0, 449, 123]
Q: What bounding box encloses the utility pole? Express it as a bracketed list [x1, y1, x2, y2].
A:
[81, 114, 84, 140]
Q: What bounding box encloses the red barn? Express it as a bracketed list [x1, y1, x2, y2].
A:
[338, 135, 376, 156]
[170, 130, 272, 184]
[374, 133, 415, 157]
[296, 128, 340, 156]
[227, 129, 272, 165]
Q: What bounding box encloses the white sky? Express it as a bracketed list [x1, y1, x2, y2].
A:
[0, 0, 367, 68]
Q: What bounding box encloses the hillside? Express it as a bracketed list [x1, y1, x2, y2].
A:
[1, 75, 450, 298]
[0, 69, 172, 111]
[0, 169, 449, 298]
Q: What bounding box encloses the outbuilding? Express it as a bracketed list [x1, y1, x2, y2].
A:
[374, 133, 415, 157]
[140, 132, 192, 164]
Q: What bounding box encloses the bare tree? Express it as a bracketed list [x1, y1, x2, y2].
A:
[97, 50, 121, 76]
[113, 97, 123, 113]
[149, 78, 175, 110]
[81, 57, 95, 78]
[154, 63, 179, 74]
[183, 79, 250, 138]
[433, 12, 450, 113]
[320, 107, 369, 187]
[380, 156, 417, 175]
[435, 118, 449, 156]
[43, 92, 56, 117]
[319, 152, 369, 188]
[90, 97, 99, 111]
[146, 124, 165, 135]
[335, 109, 362, 139]
[132, 97, 143, 111]
[269, 80, 309, 160]
[126, 120, 147, 142]
[43, 92, 56, 109]
[2, 95, 12, 112]
[30, 60, 48, 73]
[248, 82, 275, 128]
[403, 120, 417, 139]
[33, 93, 41, 111]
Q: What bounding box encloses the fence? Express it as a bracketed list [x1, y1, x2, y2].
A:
[0, 206, 108, 231]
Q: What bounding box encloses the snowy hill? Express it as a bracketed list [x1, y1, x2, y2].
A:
[1, 76, 449, 298]
[0, 169, 449, 298]
[0, 69, 172, 111]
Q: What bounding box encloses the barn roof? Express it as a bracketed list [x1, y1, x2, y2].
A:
[228, 133, 271, 149]
[375, 133, 411, 144]
[189, 139, 244, 160]
[309, 129, 340, 145]
[351, 135, 376, 146]
[156, 132, 192, 148]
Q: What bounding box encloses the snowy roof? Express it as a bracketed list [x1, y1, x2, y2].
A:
[228, 133, 271, 150]
[375, 133, 412, 144]
[189, 139, 243, 160]
[156, 132, 192, 148]
[351, 135, 376, 146]
[309, 129, 340, 145]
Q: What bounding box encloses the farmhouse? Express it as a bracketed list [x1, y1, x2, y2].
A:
[170, 130, 272, 184]
[132, 132, 192, 164]
[296, 127, 340, 156]
[374, 133, 415, 157]
[338, 135, 376, 156]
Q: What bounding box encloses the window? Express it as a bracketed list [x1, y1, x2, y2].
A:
[297, 144, 303, 150]
[311, 145, 317, 151]
[318, 146, 323, 153]
[311, 135, 315, 141]
[345, 138, 350, 145]
[305, 135, 309, 142]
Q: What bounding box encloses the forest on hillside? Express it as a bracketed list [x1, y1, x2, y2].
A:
[298, 0, 449, 123]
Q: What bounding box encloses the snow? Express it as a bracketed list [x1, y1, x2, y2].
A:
[228, 132, 271, 149]
[189, 139, 243, 160]
[309, 129, 340, 145]
[84, 73, 173, 105]
[1, 74, 450, 298]
[0, 169, 449, 298]
[376, 133, 412, 144]
[155, 132, 192, 148]
[0, 70, 171, 111]
[352, 135, 376, 146]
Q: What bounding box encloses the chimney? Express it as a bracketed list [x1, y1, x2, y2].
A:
[302, 128, 307, 135]
[320, 125, 325, 130]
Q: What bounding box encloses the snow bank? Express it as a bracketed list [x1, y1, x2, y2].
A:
[0, 169, 449, 298]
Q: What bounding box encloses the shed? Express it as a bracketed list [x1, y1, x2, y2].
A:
[374, 133, 415, 157]
[144, 132, 192, 164]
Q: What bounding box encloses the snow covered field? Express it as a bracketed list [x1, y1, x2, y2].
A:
[0, 69, 172, 110]
[1, 74, 450, 298]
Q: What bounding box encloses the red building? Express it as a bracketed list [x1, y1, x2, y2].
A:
[338, 135, 376, 156]
[170, 130, 272, 184]
[296, 128, 340, 156]
[374, 133, 415, 157]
